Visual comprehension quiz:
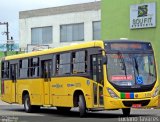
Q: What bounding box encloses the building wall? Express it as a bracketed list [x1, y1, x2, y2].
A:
[101, 0, 160, 77]
[19, 9, 100, 50]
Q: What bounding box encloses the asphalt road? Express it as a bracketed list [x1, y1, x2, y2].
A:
[0, 100, 160, 122]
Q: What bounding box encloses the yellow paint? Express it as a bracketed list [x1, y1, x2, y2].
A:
[1, 40, 159, 110]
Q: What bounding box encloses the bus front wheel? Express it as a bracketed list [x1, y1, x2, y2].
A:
[78, 95, 87, 117]
[122, 108, 131, 116]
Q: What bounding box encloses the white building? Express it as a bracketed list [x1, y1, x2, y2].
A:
[19, 1, 101, 51]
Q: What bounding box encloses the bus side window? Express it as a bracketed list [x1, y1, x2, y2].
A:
[1, 62, 9, 79]
[56, 55, 60, 75]
[58, 53, 71, 75]
[72, 52, 76, 74]
[52, 55, 56, 76]
[29, 57, 39, 77]
[19, 59, 28, 78]
[41, 60, 52, 79]
[43, 62, 48, 78]
[10, 65, 15, 80]
[73, 51, 87, 74]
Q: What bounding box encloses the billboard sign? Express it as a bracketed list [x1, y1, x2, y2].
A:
[130, 2, 156, 29]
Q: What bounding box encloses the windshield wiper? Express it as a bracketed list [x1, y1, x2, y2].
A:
[134, 57, 139, 76]
[117, 51, 127, 77]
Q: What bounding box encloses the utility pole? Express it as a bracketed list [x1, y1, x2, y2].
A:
[0, 22, 13, 51]
[0, 22, 9, 40]
[6, 22, 9, 40]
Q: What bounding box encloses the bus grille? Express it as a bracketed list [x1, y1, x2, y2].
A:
[122, 100, 150, 107]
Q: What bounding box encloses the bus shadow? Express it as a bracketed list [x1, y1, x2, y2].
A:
[5, 107, 158, 118]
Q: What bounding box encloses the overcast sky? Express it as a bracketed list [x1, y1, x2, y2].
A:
[0, 0, 99, 43]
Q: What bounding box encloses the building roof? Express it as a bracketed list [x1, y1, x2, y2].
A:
[19, 1, 100, 19]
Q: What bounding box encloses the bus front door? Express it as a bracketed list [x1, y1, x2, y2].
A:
[10, 64, 18, 103]
[92, 55, 104, 108]
[42, 60, 52, 105]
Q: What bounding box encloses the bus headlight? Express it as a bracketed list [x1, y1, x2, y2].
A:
[107, 88, 119, 99]
[152, 86, 159, 98]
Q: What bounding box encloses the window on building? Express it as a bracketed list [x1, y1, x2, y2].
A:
[93, 21, 101, 40]
[31, 26, 52, 44]
[19, 59, 28, 78]
[1, 62, 9, 79]
[60, 23, 84, 42]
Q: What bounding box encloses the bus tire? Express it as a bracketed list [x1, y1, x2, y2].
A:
[78, 95, 86, 117]
[122, 108, 131, 116]
[24, 94, 33, 113]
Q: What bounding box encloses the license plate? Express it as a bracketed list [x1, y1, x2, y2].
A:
[132, 104, 142, 108]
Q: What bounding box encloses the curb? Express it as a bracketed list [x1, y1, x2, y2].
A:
[0, 100, 10, 105]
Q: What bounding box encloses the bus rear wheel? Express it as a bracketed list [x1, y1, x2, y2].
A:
[24, 94, 33, 113]
[78, 95, 87, 117]
[24, 94, 40, 113]
[122, 108, 131, 116]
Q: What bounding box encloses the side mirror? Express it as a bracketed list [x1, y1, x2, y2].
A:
[102, 56, 107, 64]
[98, 49, 107, 54]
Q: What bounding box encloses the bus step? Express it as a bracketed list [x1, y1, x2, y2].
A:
[89, 108, 104, 111]
[43, 105, 52, 107]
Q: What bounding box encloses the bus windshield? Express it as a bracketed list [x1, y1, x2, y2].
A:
[107, 53, 156, 86]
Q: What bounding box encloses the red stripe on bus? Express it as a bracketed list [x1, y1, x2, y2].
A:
[125, 93, 130, 99]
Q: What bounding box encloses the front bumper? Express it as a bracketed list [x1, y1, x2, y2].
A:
[104, 96, 158, 109]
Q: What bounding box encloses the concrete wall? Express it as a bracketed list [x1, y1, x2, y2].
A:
[101, 0, 160, 77]
[19, 10, 101, 50]
[19, 2, 101, 51]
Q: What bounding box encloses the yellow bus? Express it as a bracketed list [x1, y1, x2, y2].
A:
[1, 40, 159, 117]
